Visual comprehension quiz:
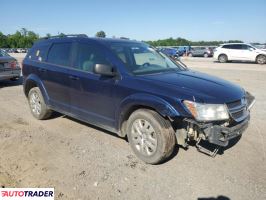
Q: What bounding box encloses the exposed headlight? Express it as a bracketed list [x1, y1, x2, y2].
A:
[183, 100, 229, 121]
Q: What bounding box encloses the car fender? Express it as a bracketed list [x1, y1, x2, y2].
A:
[115, 93, 180, 134]
[24, 74, 49, 104]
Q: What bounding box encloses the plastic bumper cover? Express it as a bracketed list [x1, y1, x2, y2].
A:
[202, 115, 250, 147]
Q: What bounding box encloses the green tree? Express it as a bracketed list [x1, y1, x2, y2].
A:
[58, 33, 65, 37]
[45, 33, 51, 38]
[0, 28, 40, 48]
[95, 31, 106, 38]
[0, 32, 8, 48]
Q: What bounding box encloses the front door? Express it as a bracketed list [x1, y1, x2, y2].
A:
[68, 42, 119, 129]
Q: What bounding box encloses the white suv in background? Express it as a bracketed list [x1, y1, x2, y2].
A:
[214, 43, 266, 64]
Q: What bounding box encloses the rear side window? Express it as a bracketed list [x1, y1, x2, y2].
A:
[75, 43, 110, 72]
[222, 44, 243, 50]
[27, 44, 50, 62]
[47, 43, 72, 66]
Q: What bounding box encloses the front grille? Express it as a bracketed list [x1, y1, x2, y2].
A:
[227, 100, 242, 109]
[226, 98, 248, 122]
[231, 110, 245, 119]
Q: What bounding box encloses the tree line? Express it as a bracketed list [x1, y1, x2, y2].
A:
[0, 29, 108, 48]
[0, 28, 249, 48]
[145, 37, 243, 47]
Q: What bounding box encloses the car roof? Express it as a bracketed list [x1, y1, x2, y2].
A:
[221, 43, 247, 46]
[33, 36, 143, 47]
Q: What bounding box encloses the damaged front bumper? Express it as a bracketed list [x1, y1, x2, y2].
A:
[202, 115, 250, 147]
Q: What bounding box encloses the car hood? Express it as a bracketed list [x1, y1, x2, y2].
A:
[139, 70, 245, 103]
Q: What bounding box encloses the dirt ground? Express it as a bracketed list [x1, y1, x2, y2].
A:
[0, 56, 265, 200]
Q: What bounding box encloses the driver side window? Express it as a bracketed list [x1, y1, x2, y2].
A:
[75, 43, 110, 73]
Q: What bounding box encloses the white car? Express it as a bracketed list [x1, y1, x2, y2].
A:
[214, 43, 266, 64]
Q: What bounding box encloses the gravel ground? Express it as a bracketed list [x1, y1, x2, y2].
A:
[0, 56, 265, 200]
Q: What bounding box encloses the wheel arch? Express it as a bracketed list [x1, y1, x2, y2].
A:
[116, 93, 180, 137]
[256, 54, 266, 62]
[23, 74, 49, 104]
[218, 53, 227, 58]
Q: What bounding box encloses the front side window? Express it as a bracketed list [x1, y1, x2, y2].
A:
[47, 43, 72, 66]
[75, 43, 110, 72]
[241, 44, 249, 50]
[108, 42, 185, 75]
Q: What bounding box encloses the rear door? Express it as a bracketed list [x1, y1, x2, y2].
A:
[227, 44, 242, 60]
[44, 42, 73, 112]
[193, 47, 200, 56]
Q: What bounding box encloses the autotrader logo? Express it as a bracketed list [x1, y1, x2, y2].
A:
[0, 188, 54, 200]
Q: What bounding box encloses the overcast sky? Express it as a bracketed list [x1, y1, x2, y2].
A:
[1, 0, 266, 42]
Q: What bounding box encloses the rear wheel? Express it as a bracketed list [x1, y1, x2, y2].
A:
[218, 54, 228, 63]
[188, 53, 193, 57]
[203, 53, 209, 58]
[256, 55, 266, 64]
[28, 87, 52, 120]
[127, 109, 176, 164]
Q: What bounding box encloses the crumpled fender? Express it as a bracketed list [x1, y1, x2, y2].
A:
[115, 93, 180, 134]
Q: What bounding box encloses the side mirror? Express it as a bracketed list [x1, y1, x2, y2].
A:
[93, 64, 116, 76]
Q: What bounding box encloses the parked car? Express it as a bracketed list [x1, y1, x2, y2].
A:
[214, 43, 266, 64]
[188, 47, 213, 57]
[0, 49, 21, 81]
[22, 35, 255, 164]
[177, 46, 191, 56]
[159, 48, 179, 60]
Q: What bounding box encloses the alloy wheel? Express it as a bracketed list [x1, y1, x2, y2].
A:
[131, 119, 158, 156]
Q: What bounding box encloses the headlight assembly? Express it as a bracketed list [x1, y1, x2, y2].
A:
[183, 100, 229, 121]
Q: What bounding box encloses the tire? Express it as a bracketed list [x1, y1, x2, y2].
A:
[203, 53, 208, 58]
[28, 87, 52, 120]
[188, 53, 193, 57]
[127, 109, 176, 164]
[256, 55, 266, 64]
[218, 54, 228, 63]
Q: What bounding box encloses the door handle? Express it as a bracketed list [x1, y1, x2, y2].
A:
[38, 68, 47, 72]
[69, 75, 79, 80]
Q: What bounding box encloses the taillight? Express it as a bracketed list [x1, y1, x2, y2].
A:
[9, 61, 20, 69]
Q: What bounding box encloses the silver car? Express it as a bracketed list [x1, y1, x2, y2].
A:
[188, 47, 214, 57]
[0, 50, 21, 81]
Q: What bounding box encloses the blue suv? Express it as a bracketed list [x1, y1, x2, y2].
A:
[22, 35, 255, 164]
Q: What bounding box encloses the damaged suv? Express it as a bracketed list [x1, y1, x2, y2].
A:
[22, 35, 255, 164]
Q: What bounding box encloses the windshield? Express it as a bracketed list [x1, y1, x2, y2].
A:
[107, 42, 186, 75]
[0, 50, 10, 57]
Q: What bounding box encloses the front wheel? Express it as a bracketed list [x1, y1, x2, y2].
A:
[256, 55, 266, 64]
[203, 53, 209, 58]
[127, 109, 176, 164]
[28, 87, 52, 120]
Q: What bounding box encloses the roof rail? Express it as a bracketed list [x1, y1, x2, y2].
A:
[40, 34, 88, 40]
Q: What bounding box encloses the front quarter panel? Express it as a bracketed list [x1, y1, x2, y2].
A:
[115, 93, 182, 134]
